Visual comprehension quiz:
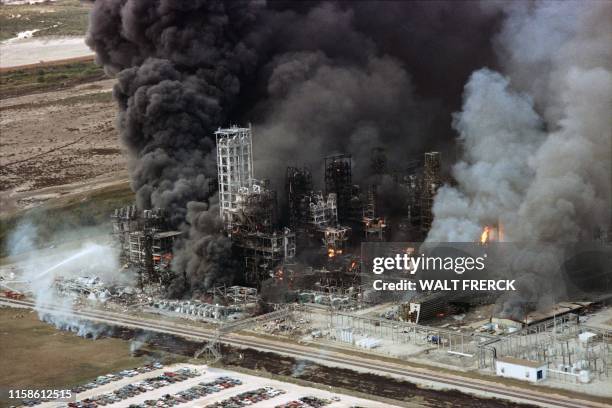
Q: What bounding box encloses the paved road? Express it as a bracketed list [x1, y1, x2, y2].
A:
[0, 37, 94, 68]
[2, 298, 608, 408]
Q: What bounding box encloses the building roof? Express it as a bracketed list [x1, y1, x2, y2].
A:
[496, 357, 545, 368]
[154, 231, 182, 239]
[524, 302, 584, 325]
[491, 317, 523, 325]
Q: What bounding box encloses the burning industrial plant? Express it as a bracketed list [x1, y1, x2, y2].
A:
[83, 0, 502, 296]
[82, 0, 611, 319]
[2, 3, 612, 406]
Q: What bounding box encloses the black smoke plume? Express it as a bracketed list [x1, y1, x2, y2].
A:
[86, 1, 507, 295]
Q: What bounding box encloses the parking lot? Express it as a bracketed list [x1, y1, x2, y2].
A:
[32, 364, 399, 408]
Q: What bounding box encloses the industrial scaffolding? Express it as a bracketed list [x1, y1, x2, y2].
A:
[421, 151, 441, 233]
[325, 154, 352, 223]
[363, 184, 387, 241]
[295, 192, 350, 251]
[215, 125, 296, 284]
[240, 228, 296, 284]
[286, 166, 313, 229]
[363, 217, 386, 241]
[216, 125, 254, 230]
[111, 206, 180, 286]
[306, 193, 338, 229]
[233, 181, 277, 234]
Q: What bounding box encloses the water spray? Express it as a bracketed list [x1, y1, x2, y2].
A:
[31, 245, 98, 281]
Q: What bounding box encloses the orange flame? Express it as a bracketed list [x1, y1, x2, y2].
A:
[327, 248, 343, 258]
[480, 226, 491, 245]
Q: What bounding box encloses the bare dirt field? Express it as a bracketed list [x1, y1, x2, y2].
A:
[0, 0, 90, 43]
[0, 77, 127, 215]
[0, 0, 124, 217]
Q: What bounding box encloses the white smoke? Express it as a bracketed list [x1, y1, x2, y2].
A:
[6, 221, 130, 338]
[427, 1, 611, 314]
[427, 68, 546, 241]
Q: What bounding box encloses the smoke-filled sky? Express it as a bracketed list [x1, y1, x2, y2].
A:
[427, 1, 611, 316]
[86, 1, 611, 297]
[429, 1, 612, 244]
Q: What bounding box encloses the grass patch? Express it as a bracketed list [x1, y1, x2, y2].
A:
[0, 307, 146, 408]
[0, 0, 90, 42]
[0, 59, 107, 99]
[0, 182, 134, 258]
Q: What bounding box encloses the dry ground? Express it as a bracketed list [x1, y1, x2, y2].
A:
[1, 3, 126, 217]
[0, 0, 90, 42]
[0, 307, 146, 408]
[0, 62, 132, 256]
[0, 77, 127, 214]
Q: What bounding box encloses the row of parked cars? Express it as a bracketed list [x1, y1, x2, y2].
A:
[16, 401, 41, 407]
[204, 386, 286, 407]
[125, 376, 243, 408]
[65, 368, 201, 408]
[276, 395, 336, 408]
[71, 362, 165, 394]
[15, 363, 169, 407]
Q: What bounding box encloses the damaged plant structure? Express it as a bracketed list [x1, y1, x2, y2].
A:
[1, 1, 610, 408]
[87, 0, 611, 316]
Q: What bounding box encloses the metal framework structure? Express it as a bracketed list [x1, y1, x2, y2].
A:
[306, 193, 338, 229]
[400, 169, 423, 237]
[478, 316, 612, 378]
[241, 228, 296, 284]
[325, 154, 352, 223]
[233, 181, 277, 234]
[323, 226, 350, 250]
[111, 206, 180, 286]
[363, 217, 386, 241]
[288, 190, 351, 250]
[362, 184, 386, 241]
[292, 307, 496, 360]
[286, 166, 313, 229]
[216, 125, 254, 230]
[421, 151, 441, 233]
[364, 185, 376, 219]
[215, 126, 297, 284]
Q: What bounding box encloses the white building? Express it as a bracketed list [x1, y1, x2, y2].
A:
[578, 331, 597, 343]
[495, 357, 547, 383]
